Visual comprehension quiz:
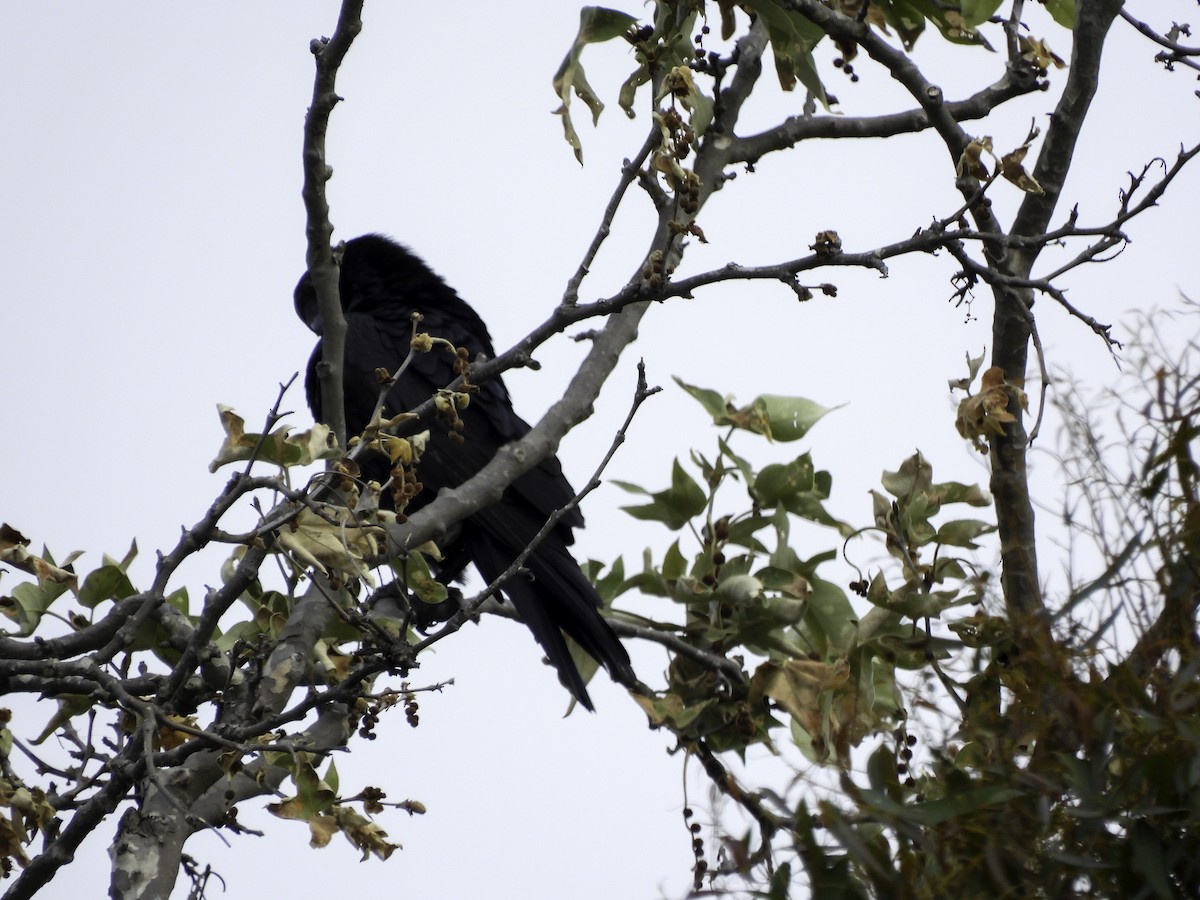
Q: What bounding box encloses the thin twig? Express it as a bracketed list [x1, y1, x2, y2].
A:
[562, 131, 660, 305]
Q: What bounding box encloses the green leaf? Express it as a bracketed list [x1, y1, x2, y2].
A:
[214, 619, 264, 652]
[879, 0, 928, 49]
[885, 0, 994, 48]
[881, 452, 933, 499]
[866, 743, 901, 797]
[619, 459, 707, 530]
[960, 0, 1003, 28]
[748, 0, 829, 103]
[874, 628, 963, 661]
[78, 562, 137, 608]
[674, 377, 837, 441]
[631, 692, 718, 733]
[717, 437, 756, 487]
[623, 548, 672, 598]
[756, 455, 816, 507]
[674, 377, 730, 420]
[768, 861, 793, 900]
[716, 573, 764, 604]
[610, 479, 650, 496]
[929, 480, 991, 507]
[1, 579, 71, 636]
[116, 538, 138, 571]
[724, 514, 773, 552]
[587, 556, 627, 603]
[406, 553, 449, 605]
[858, 783, 1024, 827]
[1043, 0, 1075, 29]
[798, 577, 857, 656]
[662, 540, 687, 582]
[754, 394, 837, 442]
[756, 565, 811, 600]
[934, 518, 996, 548]
[552, 7, 640, 163]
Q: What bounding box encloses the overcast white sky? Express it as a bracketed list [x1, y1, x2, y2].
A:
[4, 2, 1198, 898]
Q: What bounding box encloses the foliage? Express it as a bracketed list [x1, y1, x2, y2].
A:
[3, 0, 1199, 898]
[616, 314, 1200, 898]
[607, 381, 991, 770]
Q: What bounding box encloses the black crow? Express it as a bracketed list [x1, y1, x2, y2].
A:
[294, 234, 632, 709]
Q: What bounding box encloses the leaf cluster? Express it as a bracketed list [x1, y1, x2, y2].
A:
[601, 381, 994, 772]
[658, 318, 1200, 898]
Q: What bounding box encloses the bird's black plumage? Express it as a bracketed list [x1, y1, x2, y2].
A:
[294, 234, 632, 709]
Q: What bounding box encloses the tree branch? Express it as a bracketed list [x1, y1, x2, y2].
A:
[301, 0, 364, 451]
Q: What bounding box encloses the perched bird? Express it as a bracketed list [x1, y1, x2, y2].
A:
[294, 234, 633, 709]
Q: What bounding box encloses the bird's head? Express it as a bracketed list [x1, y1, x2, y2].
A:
[293, 233, 457, 336]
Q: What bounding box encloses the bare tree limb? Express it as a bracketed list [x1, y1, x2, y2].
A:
[301, 0, 364, 451]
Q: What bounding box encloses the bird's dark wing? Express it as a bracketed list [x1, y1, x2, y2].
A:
[297, 234, 632, 709]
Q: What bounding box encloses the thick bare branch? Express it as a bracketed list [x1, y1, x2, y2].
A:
[1010, 0, 1125, 269]
[732, 71, 1040, 166]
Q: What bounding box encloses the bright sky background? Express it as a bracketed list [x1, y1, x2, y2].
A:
[4, 2, 1198, 898]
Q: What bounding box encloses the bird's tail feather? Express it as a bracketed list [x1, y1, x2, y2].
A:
[470, 534, 632, 710]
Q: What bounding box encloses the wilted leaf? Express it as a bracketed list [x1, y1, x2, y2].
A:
[0, 525, 26, 554]
[631, 692, 718, 733]
[0, 779, 56, 866]
[1019, 34, 1066, 69]
[655, 65, 713, 137]
[955, 367, 1028, 452]
[157, 715, 197, 751]
[957, 136, 993, 180]
[999, 140, 1044, 194]
[0, 526, 77, 590]
[209, 405, 340, 472]
[752, 658, 852, 763]
[333, 805, 400, 860]
[307, 813, 338, 848]
[552, 6, 640, 164]
[948, 348, 988, 392]
[279, 507, 390, 584]
[33, 696, 94, 744]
